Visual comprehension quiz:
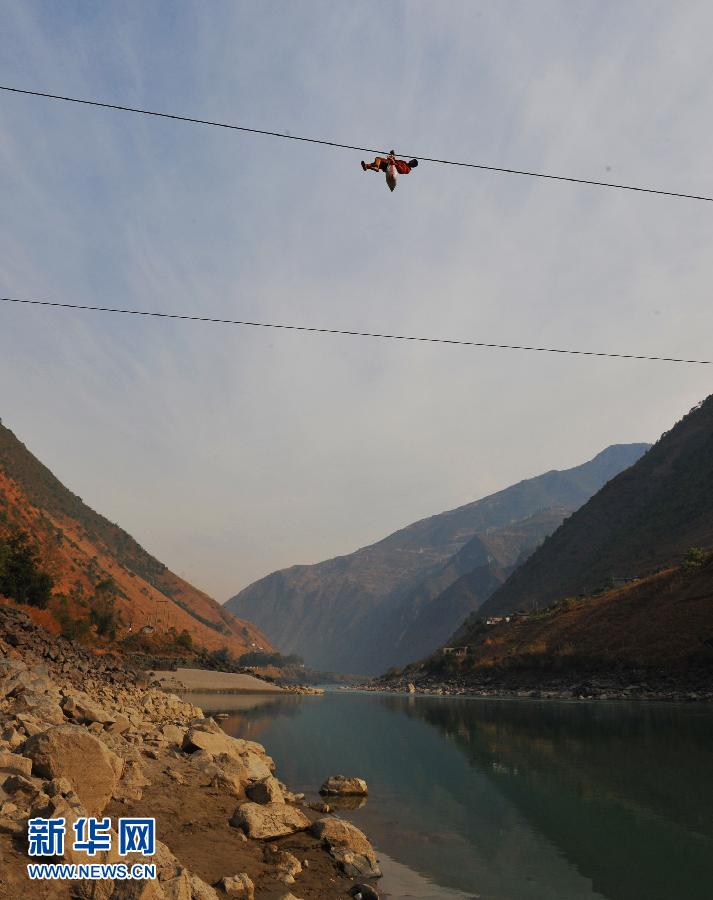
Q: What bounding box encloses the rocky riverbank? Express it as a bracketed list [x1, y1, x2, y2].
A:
[0, 603, 378, 899]
[355, 666, 713, 703]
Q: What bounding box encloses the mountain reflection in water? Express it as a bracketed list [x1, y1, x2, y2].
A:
[204, 691, 713, 900]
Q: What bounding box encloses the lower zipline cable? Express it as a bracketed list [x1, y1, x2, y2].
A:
[1, 296, 710, 365]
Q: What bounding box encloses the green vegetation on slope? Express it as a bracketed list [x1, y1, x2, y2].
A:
[0, 520, 53, 608]
[480, 396, 713, 616]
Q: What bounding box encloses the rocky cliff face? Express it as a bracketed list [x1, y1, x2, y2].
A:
[227, 444, 649, 674]
[480, 395, 713, 617]
[0, 420, 271, 657]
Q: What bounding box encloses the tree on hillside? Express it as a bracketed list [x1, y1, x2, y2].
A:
[175, 629, 193, 650]
[90, 577, 119, 640]
[238, 650, 304, 668]
[0, 527, 53, 608]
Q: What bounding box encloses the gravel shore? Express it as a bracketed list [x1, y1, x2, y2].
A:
[151, 669, 286, 694]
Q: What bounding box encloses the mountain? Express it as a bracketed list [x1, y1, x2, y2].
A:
[383, 508, 570, 667]
[480, 396, 713, 618]
[226, 443, 649, 674]
[0, 419, 272, 656]
[432, 550, 713, 693]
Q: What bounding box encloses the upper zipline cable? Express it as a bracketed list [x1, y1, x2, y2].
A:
[1, 297, 710, 365]
[1, 84, 712, 203]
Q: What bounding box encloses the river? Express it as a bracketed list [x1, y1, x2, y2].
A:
[188, 690, 713, 900]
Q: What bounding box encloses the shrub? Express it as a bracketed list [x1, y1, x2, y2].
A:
[90, 599, 117, 639]
[237, 651, 304, 668]
[175, 629, 193, 650]
[56, 605, 91, 641]
[208, 647, 234, 669]
[0, 528, 53, 608]
[683, 547, 710, 572]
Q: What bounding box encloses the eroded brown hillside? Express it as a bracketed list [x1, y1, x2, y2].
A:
[453, 556, 713, 674]
[0, 422, 271, 656]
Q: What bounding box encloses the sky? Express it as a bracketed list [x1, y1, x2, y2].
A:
[2, 1, 713, 600]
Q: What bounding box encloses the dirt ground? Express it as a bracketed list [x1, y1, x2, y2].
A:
[1, 751, 361, 900]
[150, 669, 285, 694]
[106, 750, 359, 899]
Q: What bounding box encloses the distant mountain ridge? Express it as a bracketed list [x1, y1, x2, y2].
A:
[479, 397, 713, 618]
[0, 420, 271, 656]
[383, 507, 570, 667]
[226, 443, 650, 674]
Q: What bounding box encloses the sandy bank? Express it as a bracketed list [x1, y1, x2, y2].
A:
[151, 667, 286, 694]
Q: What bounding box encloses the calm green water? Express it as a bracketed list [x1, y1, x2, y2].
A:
[193, 691, 713, 900]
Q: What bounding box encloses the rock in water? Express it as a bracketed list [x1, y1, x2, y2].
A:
[229, 801, 310, 839]
[22, 724, 123, 815]
[319, 774, 368, 796]
[310, 816, 382, 877]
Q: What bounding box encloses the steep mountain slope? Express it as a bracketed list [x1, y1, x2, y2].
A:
[0, 420, 271, 656]
[226, 443, 649, 674]
[481, 396, 713, 617]
[447, 556, 713, 676]
[383, 508, 570, 667]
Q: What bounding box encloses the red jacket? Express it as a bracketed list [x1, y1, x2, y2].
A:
[393, 159, 412, 174]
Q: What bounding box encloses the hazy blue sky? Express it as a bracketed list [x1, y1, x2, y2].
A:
[2, 1, 713, 599]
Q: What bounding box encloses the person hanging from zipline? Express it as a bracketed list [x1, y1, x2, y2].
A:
[361, 150, 419, 192]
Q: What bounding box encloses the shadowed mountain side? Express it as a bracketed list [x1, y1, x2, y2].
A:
[0, 420, 271, 655]
[480, 396, 713, 617]
[452, 556, 713, 673]
[227, 444, 649, 674]
[381, 508, 571, 668]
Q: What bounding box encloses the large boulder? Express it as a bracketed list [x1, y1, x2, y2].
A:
[245, 775, 284, 805]
[183, 727, 273, 785]
[350, 885, 380, 900]
[189, 874, 221, 900]
[137, 840, 192, 900]
[113, 757, 150, 803]
[0, 751, 33, 779]
[5, 668, 59, 699]
[161, 724, 185, 747]
[23, 725, 123, 815]
[319, 775, 368, 796]
[263, 845, 302, 879]
[62, 692, 115, 725]
[11, 691, 66, 725]
[229, 801, 310, 839]
[183, 727, 268, 763]
[238, 751, 272, 783]
[310, 817, 381, 878]
[218, 873, 254, 898]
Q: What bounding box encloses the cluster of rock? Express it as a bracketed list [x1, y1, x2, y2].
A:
[280, 685, 325, 696]
[358, 667, 713, 702]
[0, 603, 382, 898]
